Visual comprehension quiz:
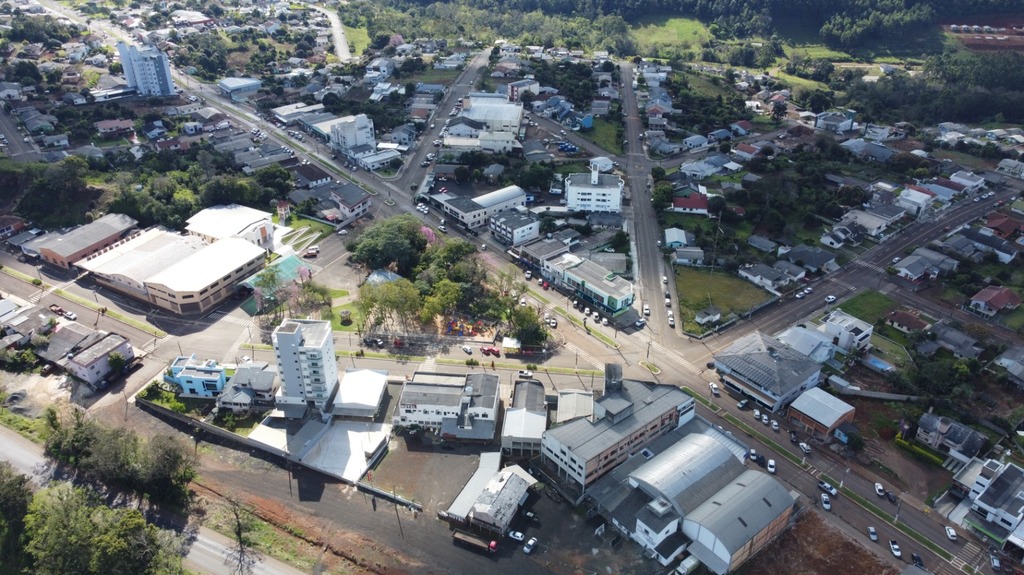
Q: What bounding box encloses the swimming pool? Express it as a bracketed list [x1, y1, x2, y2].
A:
[862, 354, 895, 373]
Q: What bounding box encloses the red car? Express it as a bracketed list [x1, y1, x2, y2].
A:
[481, 346, 501, 357]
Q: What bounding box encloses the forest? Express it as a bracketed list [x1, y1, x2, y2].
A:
[357, 0, 1021, 49]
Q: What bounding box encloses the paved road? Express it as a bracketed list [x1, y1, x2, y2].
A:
[0, 426, 306, 575]
[308, 4, 352, 63]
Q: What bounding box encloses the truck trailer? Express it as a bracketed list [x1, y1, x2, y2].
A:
[451, 530, 497, 554]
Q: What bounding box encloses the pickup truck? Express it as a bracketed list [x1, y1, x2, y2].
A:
[451, 530, 496, 554]
[48, 304, 76, 320]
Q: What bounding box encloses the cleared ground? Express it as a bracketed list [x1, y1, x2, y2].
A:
[674, 267, 773, 331]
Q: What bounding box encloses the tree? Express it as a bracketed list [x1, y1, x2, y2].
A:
[107, 351, 127, 376]
[23, 483, 97, 575]
[651, 181, 673, 212]
[89, 507, 182, 575]
[771, 101, 787, 124]
[349, 214, 427, 277]
[222, 495, 263, 575]
[141, 435, 196, 504]
[0, 462, 31, 567]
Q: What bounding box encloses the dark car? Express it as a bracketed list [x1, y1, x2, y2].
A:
[886, 491, 898, 503]
[789, 431, 799, 444]
[911, 553, 923, 568]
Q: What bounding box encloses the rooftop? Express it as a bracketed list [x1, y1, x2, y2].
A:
[714, 332, 820, 398]
[76, 228, 206, 286]
[562, 259, 633, 302]
[185, 204, 272, 241]
[145, 237, 265, 293]
[38, 213, 137, 259]
[789, 387, 854, 428]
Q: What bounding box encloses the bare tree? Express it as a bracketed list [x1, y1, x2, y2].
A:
[222, 495, 263, 575]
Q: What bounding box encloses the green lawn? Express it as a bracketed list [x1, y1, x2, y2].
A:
[629, 14, 711, 51]
[838, 290, 897, 323]
[331, 302, 362, 332]
[674, 268, 773, 327]
[578, 118, 623, 156]
[870, 333, 912, 369]
[404, 68, 460, 85]
[343, 25, 370, 55]
[1004, 307, 1024, 330]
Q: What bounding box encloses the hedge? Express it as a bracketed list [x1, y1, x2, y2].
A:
[894, 436, 944, 466]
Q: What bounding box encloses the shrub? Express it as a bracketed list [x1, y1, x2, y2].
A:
[466, 359, 479, 366]
[31, 278, 41, 286]
[894, 436, 944, 466]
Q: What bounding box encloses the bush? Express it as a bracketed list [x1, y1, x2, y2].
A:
[31, 278, 41, 286]
[465, 359, 479, 366]
[894, 436, 944, 466]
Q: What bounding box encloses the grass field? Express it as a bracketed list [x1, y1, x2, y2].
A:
[344, 25, 371, 55]
[404, 68, 460, 85]
[331, 302, 362, 332]
[630, 15, 710, 51]
[578, 118, 623, 155]
[674, 268, 772, 330]
[838, 290, 897, 323]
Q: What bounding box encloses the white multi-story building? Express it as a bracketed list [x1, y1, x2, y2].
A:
[440, 185, 526, 230]
[117, 42, 175, 97]
[461, 94, 523, 132]
[273, 319, 338, 419]
[489, 210, 540, 246]
[392, 371, 500, 441]
[565, 168, 624, 213]
[330, 114, 376, 154]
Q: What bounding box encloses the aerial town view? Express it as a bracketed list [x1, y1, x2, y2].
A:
[3, 0, 1024, 574]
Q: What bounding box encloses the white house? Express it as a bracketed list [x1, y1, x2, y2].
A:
[440, 185, 526, 230]
[821, 310, 873, 353]
[65, 333, 135, 388]
[950, 170, 986, 193]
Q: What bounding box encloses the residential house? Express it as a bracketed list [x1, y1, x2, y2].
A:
[694, 306, 721, 325]
[886, 310, 930, 334]
[916, 413, 987, 465]
[840, 139, 895, 163]
[747, 235, 778, 254]
[738, 263, 790, 291]
[683, 135, 709, 150]
[917, 323, 983, 359]
[839, 210, 889, 238]
[293, 163, 333, 189]
[95, 119, 135, 139]
[65, 332, 134, 388]
[165, 354, 226, 398]
[984, 212, 1021, 239]
[897, 187, 934, 217]
[821, 310, 873, 353]
[783, 245, 838, 273]
[141, 121, 167, 140]
[0, 82, 22, 100]
[732, 142, 759, 161]
[216, 361, 279, 414]
[815, 110, 855, 133]
[674, 247, 704, 266]
[772, 260, 806, 283]
[664, 228, 691, 249]
[670, 191, 709, 215]
[996, 158, 1024, 179]
[969, 286, 1022, 318]
[950, 171, 986, 193]
[41, 134, 69, 148]
[729, 120, 754, 136]
[893, 247, 959, 284]
[957, 229, 1018, 264]
[995, 347, 1024, 388]
[713, 332, 821, 413]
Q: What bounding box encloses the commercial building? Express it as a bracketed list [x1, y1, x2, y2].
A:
[540, 366, 694, 500]
[446, 452, 538, 534]
[489, 210, 540, 246]
[330, 114, 376, 154]
[550, 254, 634, 316]
[713, 332, 821, 413]
[461, 94, 523, 132]
[273, 319, 339, 419]
[786, 387, 855, 441]
[271, 102, 325, 125]
[507, 79, 540, 102]
[439, 185, 526, 230]
[333, 369, 388, 420]
[142, 237, 265, 315]
[185, 204, 274, 248]
[117, 42, 175, 97]
[501, 379, 546, 456]
[564, 168, 624, 213]
[217, 77, 262, 101]
[392, 371, 500, 441]
[34, 213, 137, 269]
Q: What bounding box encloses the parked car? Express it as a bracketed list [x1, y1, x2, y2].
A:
[911, 553, 924, 568]
[518, 370, 533, 379]
[461, 345, 472, 354]
[709, 382, 720, 396]
[991, 553, 1002, 571]
[818, 481, 838, 496]
[790, 431, 799, 444]
[875, 483, 886, 497]
[767, 459, 776, 474]
[509, 531, 524, 542]
[643, 304, 650, 316]
[889, 540, 901, 558]
[825, 295, 837, 304]
[548, 318, 557, 328]
[635, 318, 646, 328]
[820, 494, 831, 510]
[945, 526, 957, 541]
[761, 414, 769, 425]
[799, 442, 812, 454]
[736, 399, 749, 410]
[770, 420, 779, 432]
[753, 408, 761, 419]
[523, 537, 538, 554]
[886, 491, 898, 503]
[867, 526, 878, 542]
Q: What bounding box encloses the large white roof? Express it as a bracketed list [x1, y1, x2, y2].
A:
[789, 387, 854, 428]
[336, 369, 388, 411]
[146, 237, 265, 293]
[76, 227, 205, 283]
[185, 204, 271, 240]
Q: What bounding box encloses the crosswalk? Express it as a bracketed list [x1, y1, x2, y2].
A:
[207, 310, 255, 328]
[561, 341, 602, 370]
[649, 340, 700, 374]
[854, 259, 887, 273]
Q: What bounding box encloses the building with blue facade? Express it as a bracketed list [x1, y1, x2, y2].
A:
[165, 354, 226, 398]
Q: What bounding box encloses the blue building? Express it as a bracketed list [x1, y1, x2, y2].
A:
[165, 354, 226, 398]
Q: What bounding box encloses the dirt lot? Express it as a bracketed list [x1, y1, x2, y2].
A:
[369, 429, 481, 512]
[742, 511, 900, 575]
[0, 370, 77, 418]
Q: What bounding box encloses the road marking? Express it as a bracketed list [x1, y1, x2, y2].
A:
[562, 342, 602, 370]
[854, 260, 886, 273]
[648, 340, 699, 374]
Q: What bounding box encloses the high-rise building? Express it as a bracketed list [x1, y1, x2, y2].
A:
[329, 114, 375, 153]
[272, 319, 338, 418]
[117, 42, 175, 97]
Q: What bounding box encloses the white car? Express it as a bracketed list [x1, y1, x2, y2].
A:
[889, 540, 901, 558]
[519, 297, 527, 307]
[825, 295, 836, 304]
[509, 531, 525, 542]
[874, 483, 886, 497]
[795, 291, 805, 299]
[601, 317, 609, 326]
[523, 537, 538, 554]
[767, 459, 776, 474]
[868, 526, 878, 542]
[761, 414, 769, 425]
[945, 526, 957, 541]
[662, 275, 668, 284]
[799, 442, 812, 454]
[635, 318, 646, 328]
[770, 420, 779, 432]
[643, 304, 650, 316]
[461, 345, 472, 354]
[518, 370, 533, 379]
[821, 493, 831, 510]
[753, 408, 761, 419]
[892, 256, 901, 264]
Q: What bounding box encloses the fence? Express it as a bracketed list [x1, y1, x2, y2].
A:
[832, 388, 921, 402]
[358, 481, 422, 511]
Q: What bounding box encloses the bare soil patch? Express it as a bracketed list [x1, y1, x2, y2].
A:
[742, 512, 900, 575]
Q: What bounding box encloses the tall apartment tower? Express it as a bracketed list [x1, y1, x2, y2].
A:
[272, 319, 338, 418]
[117, 42, 175, 97]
